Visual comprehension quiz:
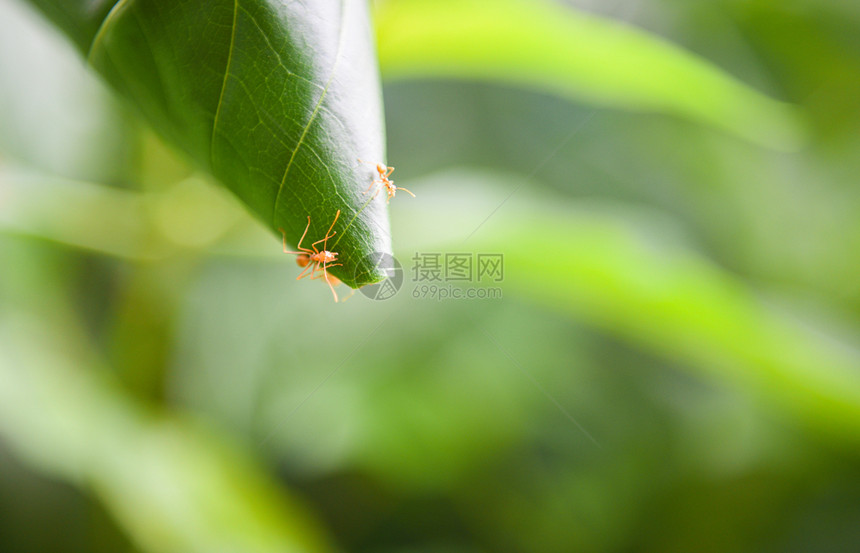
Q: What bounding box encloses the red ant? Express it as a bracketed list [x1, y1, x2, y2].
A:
[359, 159, 415, 204]
[280, 210, 342, 302]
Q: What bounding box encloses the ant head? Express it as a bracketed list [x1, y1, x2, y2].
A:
[296, 254, 311, 267]
[376, 163, 387, 174]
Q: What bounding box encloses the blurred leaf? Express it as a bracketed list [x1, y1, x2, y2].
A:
[375, 0, 803, 149]
[13, 165, 860, 445]
[394, 173, 860, 444]
[26, 0, 391, 287]
[0, 0, 133, 183]
[0, 316, 334, 553]
[0, 167, 260, 262]
[0, 168, 164, 260]
[12, 0, 114, 52]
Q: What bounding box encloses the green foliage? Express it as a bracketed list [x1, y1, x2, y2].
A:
[376, 0, 803, 149]
[27, 0, 391, 287]
[3, 0, 860, 552]
[0, 318, 332, 553]
[395, 178, 860, 443]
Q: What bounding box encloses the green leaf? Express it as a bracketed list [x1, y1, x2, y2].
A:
[27, 0, 391, 287]
[0, 317, 334, 553]
[395, 173, 860, 443]
[0, 0, 134, 182]
[375, 0, 804, 150]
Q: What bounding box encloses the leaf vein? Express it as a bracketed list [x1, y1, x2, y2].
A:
[210, 0, 240, 167]
[237, 5, 326, 92]
[87, 0, 132, 64]
[271, 0, 347, 228]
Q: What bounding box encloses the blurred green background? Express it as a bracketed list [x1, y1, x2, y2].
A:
[2, 0, 860, 552]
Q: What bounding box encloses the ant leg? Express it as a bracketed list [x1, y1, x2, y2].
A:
[339, 281, 358, 302]
[311, 262, 342, 279]
[396, 186, 416, 198]
[280, 229, 313, 255]
[312, 210, 340, 251]
[339, 287, 357, 302]
[296, 261, 315, 280]
[364, 181, 387, 200]
[322, 263, 339, 302]
[311, 231, 337, 250]
[295, 216, 311, 251]
[326, 210, 341, 236]
[279, 216, 312, 254]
